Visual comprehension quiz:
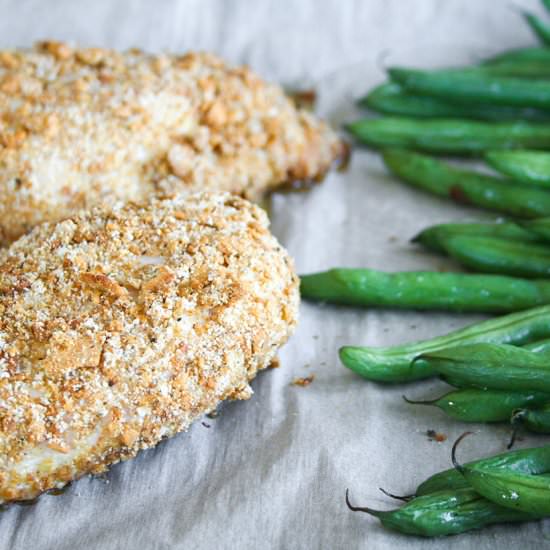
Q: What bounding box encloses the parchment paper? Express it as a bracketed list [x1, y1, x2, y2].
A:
[1, 1, 549, 548]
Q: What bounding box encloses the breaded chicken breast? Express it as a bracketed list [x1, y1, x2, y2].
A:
[0, 192, 299, 504]
[0, 41, 345, 245]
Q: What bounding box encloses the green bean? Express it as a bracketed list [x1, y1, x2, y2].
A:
[512, 403, 550, 437]
[390, 67, 550, 110]
[440, 375, 477, 389]
[524, 336, 550, 353]
[411, 338, 550, 410]
[348, 118, 550, 155]
[483, 60, 550, 78]
[339, 305, 550, 383]
[360, 82, 550, 121]
[524, 11, 550, 45]
[440, 235, 550, 278]
[453, 435, 550, 515]
[522, 217, 550, 241]
[415, 343, 550, 392]
[486, 150, 550, 187]
[465, 470, 550, 515]
[423, 337, 550, 387]
[417, 443, 550, 495]
[483, 46, 550, 66]
[403, 389, 550, 423]
[345, 488, 537, 537]
[412, 221, 540, 254]
[300, 268, 550, 313]
[383, 149, 550, 218]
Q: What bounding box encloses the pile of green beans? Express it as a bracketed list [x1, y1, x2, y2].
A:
[338, 4, 550, 538]
[328, 5, 550, 317]
[346, 440, 550, 536]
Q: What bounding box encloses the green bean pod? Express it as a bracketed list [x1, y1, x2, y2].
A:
[348, 118, 550, 155]
[300, 268, 550, 313]
[441, 338, 550, 387]
[454, 440, 550, 515]
[383, 149, 550, 218]
[440, 235, 550, 278]
[483, 46, 550, 66]
[524, 11, 550, 45]
[524, 336, 550, 353]
[465, 470, 550, 515]
[486, 150, 550, 187]
[345, 488, 537, 537]
[390, 67, 550, 110]
[412, 221, 540, 254]
[404, 389, 550, 423]
[415, 343, 550, 392]
[522, 217, 550, 242]
[417, 444, 550, 495]
[360, 82, 550, 121]
[340, 305, 550, 383]
[483, 60, 550, 78]
[512, 402, 550, 434]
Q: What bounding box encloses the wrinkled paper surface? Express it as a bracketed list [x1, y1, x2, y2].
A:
[1, 1, 550, 548]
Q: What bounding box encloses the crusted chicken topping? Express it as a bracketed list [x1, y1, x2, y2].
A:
[0, 192, 299, 503]
[0, 41, 344, 245]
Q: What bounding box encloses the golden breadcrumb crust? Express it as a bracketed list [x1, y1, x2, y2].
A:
[0, 41, 345, 245]
[0, 192, 299, 503]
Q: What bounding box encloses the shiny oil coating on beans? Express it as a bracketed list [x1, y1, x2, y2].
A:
[0, 41, 344, 245]
[0, 192, 299, 504]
